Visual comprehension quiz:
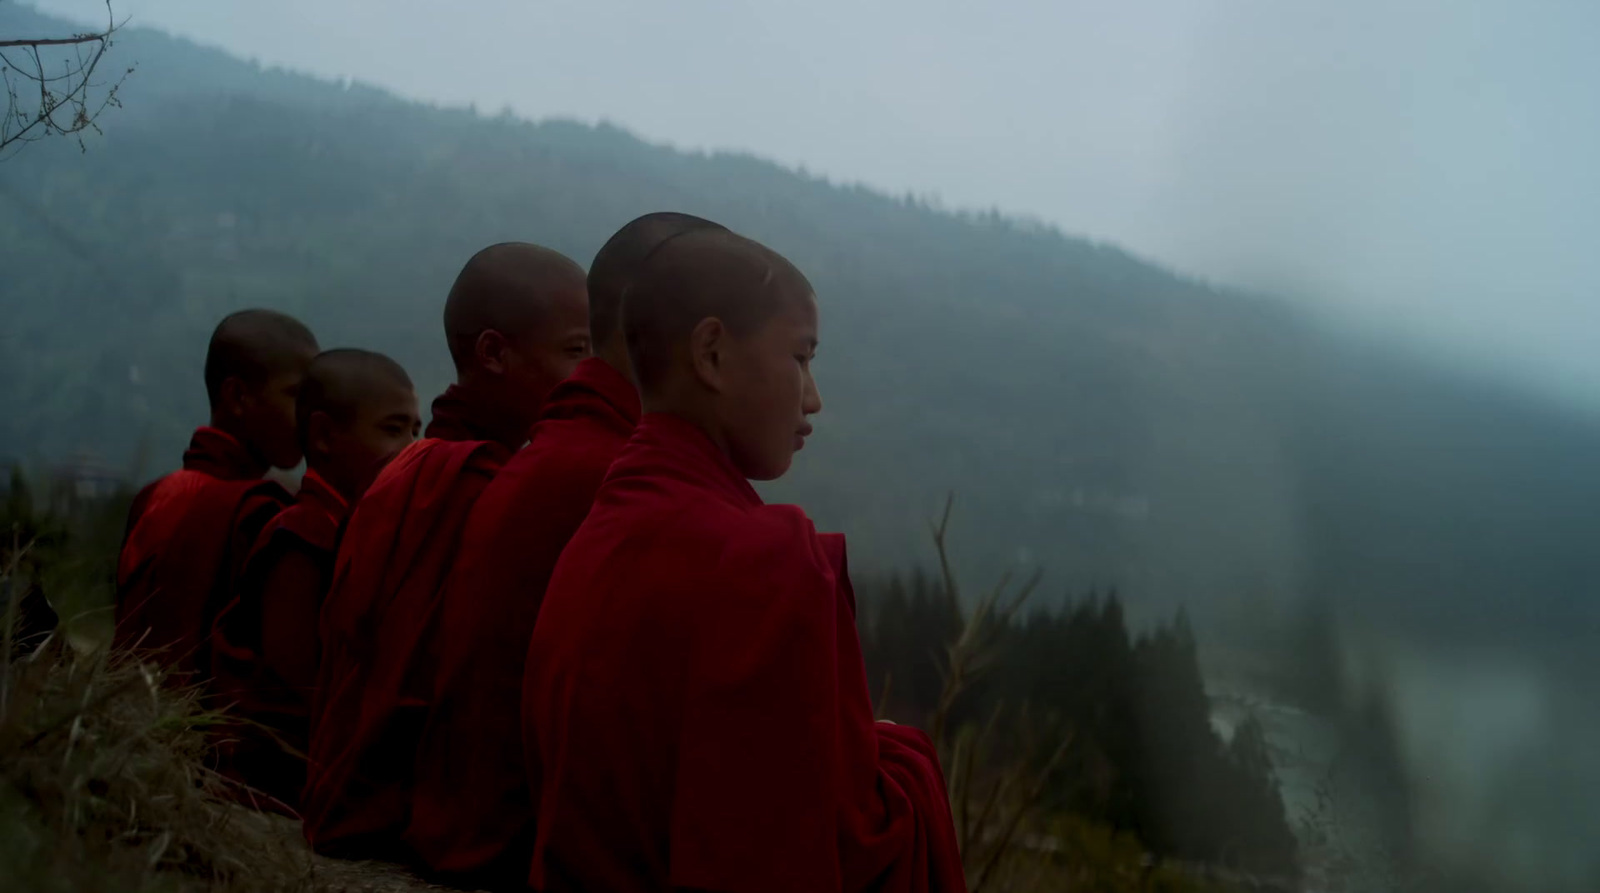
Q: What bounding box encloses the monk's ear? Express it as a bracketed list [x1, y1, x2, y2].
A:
[474, 329, 513, 375]
[217, 376, 250, 419]
[306, 410, 335, 461]
[688, 316, 726, 392]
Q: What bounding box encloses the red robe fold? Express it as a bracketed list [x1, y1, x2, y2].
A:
[407, 358, 641, 884]
[302, 389, 512, 858]
[210, 469, 350, 809]
[424, 382, 531, 452]
[522, 413, 966, 893]
[115, 427, 289, 679]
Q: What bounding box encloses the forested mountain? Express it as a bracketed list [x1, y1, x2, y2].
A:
[9, 6, 1600, 887]
[3, 4, 1599, 642]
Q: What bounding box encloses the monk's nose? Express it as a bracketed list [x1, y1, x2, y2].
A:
[802, 372, 822, 416]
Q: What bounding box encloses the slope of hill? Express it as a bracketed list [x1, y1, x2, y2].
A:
[3, 3, 1599, 633]
[8, 6, 1600, 888]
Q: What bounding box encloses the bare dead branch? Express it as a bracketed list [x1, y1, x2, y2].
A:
[0, 33, 111, 49]
[0, 0, 131, 158]
[920, 499, 1077, 890]
[970, 729, 1074, 893]
[2, 524, 36, 715]
[961, 706, 1008, 851]
[930, 492, 959, 608]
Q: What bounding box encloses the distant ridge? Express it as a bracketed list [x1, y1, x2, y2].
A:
[2, 5, 1598, 639]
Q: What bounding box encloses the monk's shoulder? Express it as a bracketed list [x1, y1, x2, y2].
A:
[130, 469, 208, 523]
[500, 420, 623, 499]
[687, 502, 835, 594]
[745, 501, 830, 559]
[355, 437, 507, 514]
[129, 474, 168, 512]
[404, 436, 508, 484]
[230, 476, 292, 527]
[124, 473, 173, 532]
[237, 478, 293, 513]
[252, 500, 337, 562]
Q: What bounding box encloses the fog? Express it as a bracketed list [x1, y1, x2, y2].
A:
[35, 0, 1600, 405]
[12, 1, 1600, 890]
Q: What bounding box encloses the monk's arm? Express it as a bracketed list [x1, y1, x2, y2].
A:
[232, 489, 292, 575]
[257, 546, 326, 693]
[665, 554, 840, 893]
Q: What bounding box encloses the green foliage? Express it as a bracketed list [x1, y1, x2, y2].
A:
[970, 813, 1250, 893]
[0, 464, 131, 644]
[860, 577, 1300, 879]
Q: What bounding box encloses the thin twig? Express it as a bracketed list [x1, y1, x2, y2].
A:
[1, 525, 34, 716]
[0, 34, 110, 49]
[930, 492, 959, 609]
[972, 730, 1075, 893]
[0, 0, 129, 156]
[957, 699, 1004, 850]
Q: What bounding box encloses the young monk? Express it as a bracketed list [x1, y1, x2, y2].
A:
[303, 243, 588, 858]
[521, 230, 967, 892]
[116, 309, 318, 679]
[210, 349, 420, 810]
[406, 213, 725, 886]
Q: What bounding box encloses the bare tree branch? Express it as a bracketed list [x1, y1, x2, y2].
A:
[0, 33, 110, 49]
[0, 0, 132, 159]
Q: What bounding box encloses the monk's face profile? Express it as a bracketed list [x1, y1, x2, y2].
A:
[483, 282, 591, 420]
[227, 363, 312, 470]
[310, 384, 422, 500]
[701, 290, 823, 481]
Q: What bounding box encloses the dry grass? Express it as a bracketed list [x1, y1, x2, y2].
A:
[923, 496, 1073, 892]
[923, 498, 1258, 893]
[1, 498, 1252, 893]
[0, 534, 446, 893]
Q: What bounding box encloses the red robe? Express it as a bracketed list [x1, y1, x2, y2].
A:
[115, 427, 289, 679]
[210, 468, 350, 809]
[407, 358, 641, 884]
[522, 413, 966, 893]
[302, 388, 514, 858]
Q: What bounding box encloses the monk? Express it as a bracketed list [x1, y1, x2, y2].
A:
[116, 309, 318, 679]
[211, 349, 420, 809]
[407, 213, 725, 886]
[521, 230, 967, 892]
[303, 243, 588, 859]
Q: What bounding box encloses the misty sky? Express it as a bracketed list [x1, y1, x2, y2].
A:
[32, 0, 1600, 406]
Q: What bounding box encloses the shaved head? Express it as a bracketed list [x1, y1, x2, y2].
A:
[443, 242, 588, 374]
[204, 309, 319, 407]
[623, 229, 814, 393]
[589, 213, 727, 349]
[296, 349, 415, 451]
[297, 348, 421, 499]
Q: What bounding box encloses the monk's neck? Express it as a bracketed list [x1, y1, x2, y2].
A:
[595, 340, 634, 383]
[639, 399, 731, 461]
[305, 462, 361, 506]
[427, 381, 532, 449]
[202, 415, 271, 476]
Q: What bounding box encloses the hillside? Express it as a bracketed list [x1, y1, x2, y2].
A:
[3, 4, 1600, 639]
[10, 7, 1600, 888]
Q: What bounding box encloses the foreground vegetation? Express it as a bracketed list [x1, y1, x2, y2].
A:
[2, 475, 1295, 892]
[0, 471, 446, 892]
